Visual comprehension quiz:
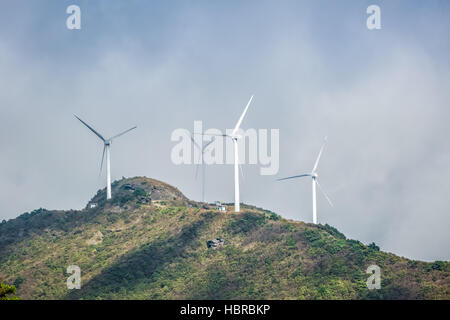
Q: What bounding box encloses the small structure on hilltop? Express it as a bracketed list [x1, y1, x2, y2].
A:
[206, 238, 224, 249]
[123, 184, 135, 191]
[215, 201, 227, 212]
[89, 203, 97, 209]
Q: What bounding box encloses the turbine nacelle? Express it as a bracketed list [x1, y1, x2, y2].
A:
[231, 134, 242, 141]
[311, 172, 318, 179]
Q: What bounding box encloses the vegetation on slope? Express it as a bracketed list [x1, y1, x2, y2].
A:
[0, 177, 448, 300]
[0, 278, 18, 300]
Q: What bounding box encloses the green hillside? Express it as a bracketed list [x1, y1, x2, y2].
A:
[0, 177, 448, 300]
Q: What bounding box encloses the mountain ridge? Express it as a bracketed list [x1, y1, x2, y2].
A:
[0, 176, 448, 299]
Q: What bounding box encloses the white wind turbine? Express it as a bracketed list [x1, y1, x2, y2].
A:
[75, 115, 137, 200]
[229, 95, 253, 212]
[200, 95, 254, 212]
[191, 135, 216, 202]
[277, 137, 333, 224]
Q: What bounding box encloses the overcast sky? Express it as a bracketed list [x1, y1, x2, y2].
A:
[1, 1, 449, 261]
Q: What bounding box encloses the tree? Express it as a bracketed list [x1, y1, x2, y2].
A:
[0, 278, 19, 300]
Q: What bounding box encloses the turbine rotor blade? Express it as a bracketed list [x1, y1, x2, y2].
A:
[110, 126, 137, 140]
[312, 136, 328, 173]
[202, 136, 216, 153]
[99, 144, 106, 176]
[277, 174, 310, 181]
[74, 115, 105, 142]
[189, 135, 203, 180]
[190, 135, 203, 173]
[315, 179, 334, 207]
[194, 132, 229, 138]
[232, 95, 254, 136]
[190, 135, 201, 150]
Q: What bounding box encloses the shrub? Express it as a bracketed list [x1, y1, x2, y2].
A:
[13, 276, 25, 289]
[303, 229, 321, 243]
[285, 235, 297, 249]
[268, 212, 281, 221]
[0, 279, 19, 300]
[319, 224, 346, 239]
[324, 239, 347, 254]
[133, 189, 147, 197]
[428, 261, 445, 271]
[226, 212, 266, 235]
[368, 242, 380, 251]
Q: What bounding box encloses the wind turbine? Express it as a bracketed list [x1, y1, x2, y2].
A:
[191, 135, 215, 202]
[199, 95, 254, 212]
[74, 115, 137, 200]
[229, 95, 253, 212]
[277, 137, 333, 224]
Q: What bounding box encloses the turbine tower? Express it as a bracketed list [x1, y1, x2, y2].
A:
[277, 137, 333, 224]
[74, 115, 137, 200]
[199, 95, 254, 212]
[191, 135, 215, 202]
[230, 96, 253, 212]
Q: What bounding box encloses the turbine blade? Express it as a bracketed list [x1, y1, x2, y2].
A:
[190, 135, 201, 150]
[99, 145, 106, 176]
[312, 136, 328, 173]
[74, 115, 105, 141]
[239, 163, 244, 179]
[194, 132, 229, 138]
[110, 126, 137, 140]
[190, 135, 203, 172]
[277, 174, 311, 181]
[232, 95, 253, 136]
[202, 136, 216, 153]
[315, 180, 334, 207]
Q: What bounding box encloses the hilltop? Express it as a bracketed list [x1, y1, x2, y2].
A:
[0, 177, 448, 299]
